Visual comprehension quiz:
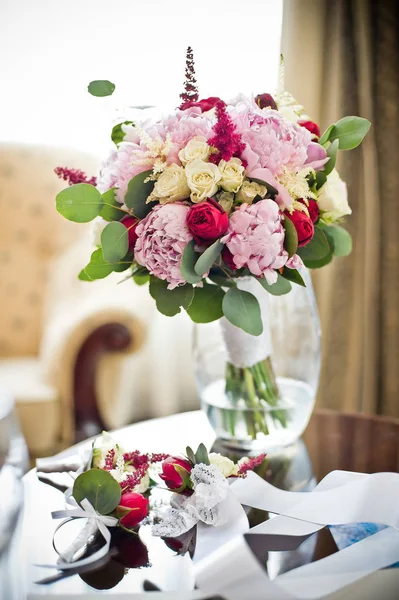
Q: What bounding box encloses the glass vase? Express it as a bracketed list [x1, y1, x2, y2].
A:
[193, 272, 321, 450]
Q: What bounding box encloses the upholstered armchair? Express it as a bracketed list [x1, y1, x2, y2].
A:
[0, 143, 197, 456]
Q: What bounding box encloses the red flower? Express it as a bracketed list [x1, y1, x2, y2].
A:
[115, 533, 149, 569]
[298, 119, 321, 139]
[254, 93, 277, 110]
[117, 492, 149, 528]
[160, 456, 192, 491]
[180, 97, 225, 112]
[121, 215, 139, 250]
[298, 198, 320, 224]
[187, 199, 229, 245]
[285, 211, 314, 247]
[222, 247, 237, 271]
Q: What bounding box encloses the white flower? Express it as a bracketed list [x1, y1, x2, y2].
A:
[178, 136, 211, 165]
[133, 471, 150, 494]
[317, 168, 351, 221]
[219, 157, 245, 193]
[218, 190, 235, 214]
[91, 217, 108, 248]
[208, 452, 238, 478]
[278, 104, 307, 124]
[150, 164, 190, 204]
[236, 179, 267, 204]
[185, 159, 222, 203]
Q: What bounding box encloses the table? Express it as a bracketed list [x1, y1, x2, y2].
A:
[5, 409, 399, 599]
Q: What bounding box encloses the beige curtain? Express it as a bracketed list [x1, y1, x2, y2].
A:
[281, 0, 399, 416]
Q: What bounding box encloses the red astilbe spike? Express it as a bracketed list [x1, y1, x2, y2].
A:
[103, 449, 116, 471]
[237, 453, 267, 477]
[54, 166, 97, 186]
[179, 46, 199, 108]
[208, 102, 246, 164]
[120, 463, 149, 493]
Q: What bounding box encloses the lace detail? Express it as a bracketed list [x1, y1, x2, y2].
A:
[191, 464, 228, 509]
[152, 507, 197, 537]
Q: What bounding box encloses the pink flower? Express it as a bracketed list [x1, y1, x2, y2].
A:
[135, 203, 193, 290]
[96, 144, 150, 203]
[221, 200, 288, 285]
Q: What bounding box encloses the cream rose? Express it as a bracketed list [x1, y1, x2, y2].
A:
[150, 164, 190, 204]
[236, 180, 267, 204]
[217, 191, 235, 214]
[208, 452, 238, 477]
[317, 168, 351, 221]
[219, 157, 245, 193]
[279, 104, 307, 124]
[185, 159, 221, 203]
[178, 136, 211, 165]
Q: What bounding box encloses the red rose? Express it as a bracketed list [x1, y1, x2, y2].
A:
[298, 198, 320, 224]
[187, 199, 229, 245]
[254, 93, 277, 110]
[285, 210, 314, 247]
[121, 215, 139, 250]
[180, 97, 225, 112]
[117, 492, 149, 528]
[298, 120, 321, 139]
[222, 247, 237, 271]
[160, 456, 192, 491]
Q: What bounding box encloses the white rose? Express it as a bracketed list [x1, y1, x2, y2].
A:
[279, 104, 307, 124]
[236, 180, 266, 204]
[208, 452, 238, 477]
[91, 217, 108, 247]
[178, 136, 211, 165]
[185, 159, 221, 203]
[317, 168, 351, 221]
[218, 190, 235, 214]
[151, 164, 190, 204]
[219, 157, 245, 193]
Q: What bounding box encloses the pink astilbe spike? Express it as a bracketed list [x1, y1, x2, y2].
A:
[103, 449, 116, 471]
[54, 166, 97, 186]
[237, 453, 267, 477]
[120, 463, 149, 493]
[208, 102, 246, 164]
[179, 46, 199, 108]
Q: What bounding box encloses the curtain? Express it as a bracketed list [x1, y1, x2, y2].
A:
[281, 0, 399, 416]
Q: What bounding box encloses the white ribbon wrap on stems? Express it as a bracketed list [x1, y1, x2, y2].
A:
[220, 277, 272, 368]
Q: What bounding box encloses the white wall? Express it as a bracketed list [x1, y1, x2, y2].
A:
[0, 0, 283, 156]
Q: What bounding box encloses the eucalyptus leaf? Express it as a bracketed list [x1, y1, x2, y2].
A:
[73, 469, 121, 515]
[302, 252, 334, 269]
[81, 248, 115, 280]
[101, 221, 129, 263]
[132, 268, 150, 285]
[100, 189, 126, 221]
[282, 215, 298, 258]
[194, 240, 224, 276]
[297, 227, 330, 261]
[195, 443, 210, 465]
[78, 269, 93, 281]
[208, 269, 236, 288]
[257, 273, 292, 296]
[280, 268, 306, 287]
[88, 80, 115, 97]
[319, 124, 336, 146]
[315, 172, 327, 190]
[149, 276, 194, 316]
[181, 240, 203, 284]
[56, 183, 103, 223]
[186, 446, 196, 465]
[186, 283, 225, 323]
[323, 139, 339, 176]
[222, 288, 263, 336]
[124, 170, 156, 219]
[329, 116, 371, 150]
[324, 225, 352, 256]
[111, 121, 134, 146]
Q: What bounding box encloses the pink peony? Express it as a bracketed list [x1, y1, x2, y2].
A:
[96, 144, 151, 203]
[135, 203, 193, 290]
[221, 200, 289, 285]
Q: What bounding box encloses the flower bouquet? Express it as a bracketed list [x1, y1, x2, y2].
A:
[55, 48, 370, 447]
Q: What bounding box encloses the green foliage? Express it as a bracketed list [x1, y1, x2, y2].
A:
[320, 116, 371, 150]
[149, 276, 194, 316]
[222, 287, 263, 336]
[56, 183, 103, 223]
[88, 80, 116, 97]
[73, 469, 121, 515]
[297, 227, 330, 263]
[186, 446, 196, 465]
[180, 240, 203, 284]
[282, 215, 298, 258]
[100, 189, 126, 221]
[319, 124, 335, 146]
[186, 282, 225, 323]
[315, 172, 327, 190]
[208, 269, 236, 288]
[111, 121, 134, 146]
[280, 267, 306, 287]
[257, 273, 292, 295]
[324, 225, 352, 256]
[79, 248, 131, 281]
[323, 139, 339, 176]
[124, 170, 156, 219]
[101, 221, 129, 263]
[194, 443, 210, 465]
[194, 240, 224, 276]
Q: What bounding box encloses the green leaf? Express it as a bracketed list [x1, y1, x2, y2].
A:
[324, 225, 352, 257]
[124, 170, 156, 219]
[132, 267, 150, 285]
[315, 172, 327, 190]
[257, 273, 292, 296]
[302, 252, 333, 269]
[101, 221, 129, 263]
[181, 240, 203, 284]
[73, 469, 121, 515]
[323, 139, 339, 176]
[195, 443, 210, 466]
[280, 268, 306, 287]
[149, 276, 194, 317]
[56, 183, 103, 223]
[297, 227, 330, 261]
[329, 116, 371, 150]
[319, 124, 336, 146]
[100, 189, 126, 221]
[187, 282, 225, 323]
[222, 287, 263, 336]
[208, 267, 236, 288]
[88, 80, 116, 97]
[194, 240, 224, 276]
[78, 269, 93, 281]
[81, 249, 114, 280]
[186, 446, 196, 465]
[111, 121, 133, 146]
[282, 215, 298, 258]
